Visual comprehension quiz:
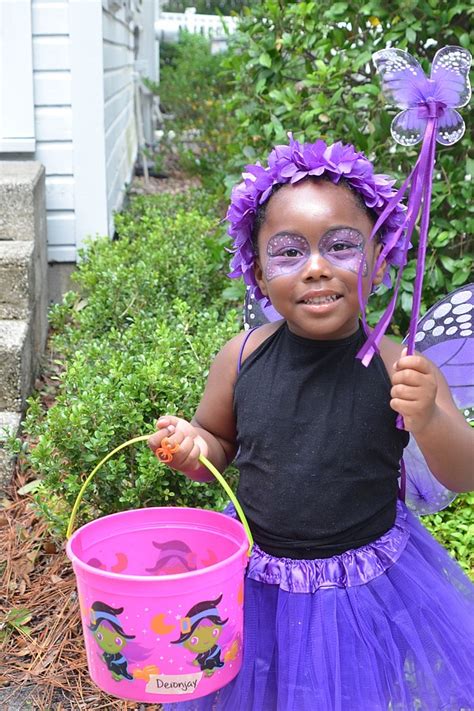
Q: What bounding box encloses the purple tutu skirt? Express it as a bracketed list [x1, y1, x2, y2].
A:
[165, 502, 474, 710]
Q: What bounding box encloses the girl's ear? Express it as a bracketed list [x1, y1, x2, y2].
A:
[372, 243, 387, 286]
[254, 258, 268, 296]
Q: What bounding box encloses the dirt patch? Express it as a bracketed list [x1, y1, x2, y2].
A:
[130, 174, 201, 197]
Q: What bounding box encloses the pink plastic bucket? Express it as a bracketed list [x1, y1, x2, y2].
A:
[65, 437, 252, 703]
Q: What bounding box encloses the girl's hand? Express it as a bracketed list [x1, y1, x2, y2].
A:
[390, 348, 438, 434]
[148, 416, 202, 473]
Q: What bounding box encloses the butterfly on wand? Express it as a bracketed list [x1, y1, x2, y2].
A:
[372, 45, 471, 146]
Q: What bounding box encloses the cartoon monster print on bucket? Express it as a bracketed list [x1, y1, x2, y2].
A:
[171, 595, 228, 676]
[88, 602, 153, 682]
[145, 540, 199, 575]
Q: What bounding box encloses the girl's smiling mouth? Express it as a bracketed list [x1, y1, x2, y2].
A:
[298, 291, 342, 306]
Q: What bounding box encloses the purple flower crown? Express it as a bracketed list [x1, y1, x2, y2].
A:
[226, 133, 406, 307]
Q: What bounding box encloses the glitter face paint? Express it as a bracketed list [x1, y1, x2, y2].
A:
[264, 234, 310, 280]
[264, 229, 368, 282]
[319, 228, 368, 276]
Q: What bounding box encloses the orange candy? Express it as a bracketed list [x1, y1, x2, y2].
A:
[156, 436, 180, 463]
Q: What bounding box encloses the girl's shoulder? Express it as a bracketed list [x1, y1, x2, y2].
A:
[213, 321, 284, 377]
[236, 321, 284, 368]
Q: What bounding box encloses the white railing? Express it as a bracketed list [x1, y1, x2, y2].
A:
[155, 7, 238, 43]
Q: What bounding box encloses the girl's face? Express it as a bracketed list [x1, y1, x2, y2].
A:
[254, 180, 385, 340]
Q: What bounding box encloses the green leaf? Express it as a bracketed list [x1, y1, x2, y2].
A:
[255, 77, 267, 94]
[17, 480, 42, 496]
[439, 255, 457, 273]
[329, 2, 348, 14]
[4, 607, 33, 629]
[352, 84, 380, 96]
[406, 27, 416, 43]
[452, 268, 472, 286]
[258, 52, 272, 68]
[432, 230, 452, 248]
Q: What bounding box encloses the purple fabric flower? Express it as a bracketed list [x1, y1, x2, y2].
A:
[226, 134, 407, 307]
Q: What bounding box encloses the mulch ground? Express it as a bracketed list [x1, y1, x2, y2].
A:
[0, 172, 199, 710]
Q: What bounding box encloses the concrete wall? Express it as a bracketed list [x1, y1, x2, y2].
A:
[0, 162, 48, 486]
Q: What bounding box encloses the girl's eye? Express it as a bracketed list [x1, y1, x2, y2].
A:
[190, 636, 199, 646]
[115, 637, 123, 646]
[279, 248, 302, 258]
[212, 628, 219, 637]
[331, 242, 356, 252]
[96, 632, 103, 641]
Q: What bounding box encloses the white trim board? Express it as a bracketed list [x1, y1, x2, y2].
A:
[70, 0, 109, 249]
[0, 0, 35, 151]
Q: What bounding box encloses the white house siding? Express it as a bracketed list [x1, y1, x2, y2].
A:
[31, 0, 76, 262]
[1, 0, 154, 264]
[103, 6, 137, 237]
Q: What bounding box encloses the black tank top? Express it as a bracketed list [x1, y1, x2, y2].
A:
[233, 323, 409, 559]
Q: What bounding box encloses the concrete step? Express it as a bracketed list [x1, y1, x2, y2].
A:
[0, 161, 46, 241]
[0, 240, 35, 319]
[0, 411, 21, 488]
[0, 320, 32, 411]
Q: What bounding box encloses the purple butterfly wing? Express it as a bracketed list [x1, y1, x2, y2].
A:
[373, 49, 430, 107]
[373, 49, 434, 146]
[243, 287, 280, 329]
[403, 284, 474, 515]
[436, 107, 466, 145]
[391, 108, 426, 146]
[430, 45, 472, 108]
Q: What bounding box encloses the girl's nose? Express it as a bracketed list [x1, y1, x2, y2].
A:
[302, 251, 332, 280]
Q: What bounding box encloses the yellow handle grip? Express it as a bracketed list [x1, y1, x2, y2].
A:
[66, 434, 253, 555]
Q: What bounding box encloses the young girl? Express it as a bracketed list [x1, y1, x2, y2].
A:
[148, 137, 474, 710]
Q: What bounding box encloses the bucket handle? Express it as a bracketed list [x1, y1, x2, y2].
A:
[66, 434, 253, 555]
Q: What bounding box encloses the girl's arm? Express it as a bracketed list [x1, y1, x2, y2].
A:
[148, 332, 247, 482]
[381, 339, 474, 492]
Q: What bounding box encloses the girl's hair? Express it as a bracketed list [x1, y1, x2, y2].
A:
[88, 601, 135, 639]
[250, 175, 379, 255]
[171, 595, 228, 645]
[227, 134, 406, 309]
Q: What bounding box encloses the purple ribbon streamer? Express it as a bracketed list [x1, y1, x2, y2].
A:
[356, 117, 438, 380]
[406, 119, 437, 355]
[357, 169, 416, 338]
[398, 458, 407, 502]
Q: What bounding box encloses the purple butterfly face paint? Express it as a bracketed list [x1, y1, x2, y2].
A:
[264, 229, 368, 282]
[264, 234, 310, 281]
[319, 229, 368, 276]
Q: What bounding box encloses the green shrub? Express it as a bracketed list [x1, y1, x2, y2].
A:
[50, 191, 230, 350]
[27, 303, 239, 536]
[145, 32, 235, 190]
[423, 493, 474, 578]
[21, 192, 241, 536]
